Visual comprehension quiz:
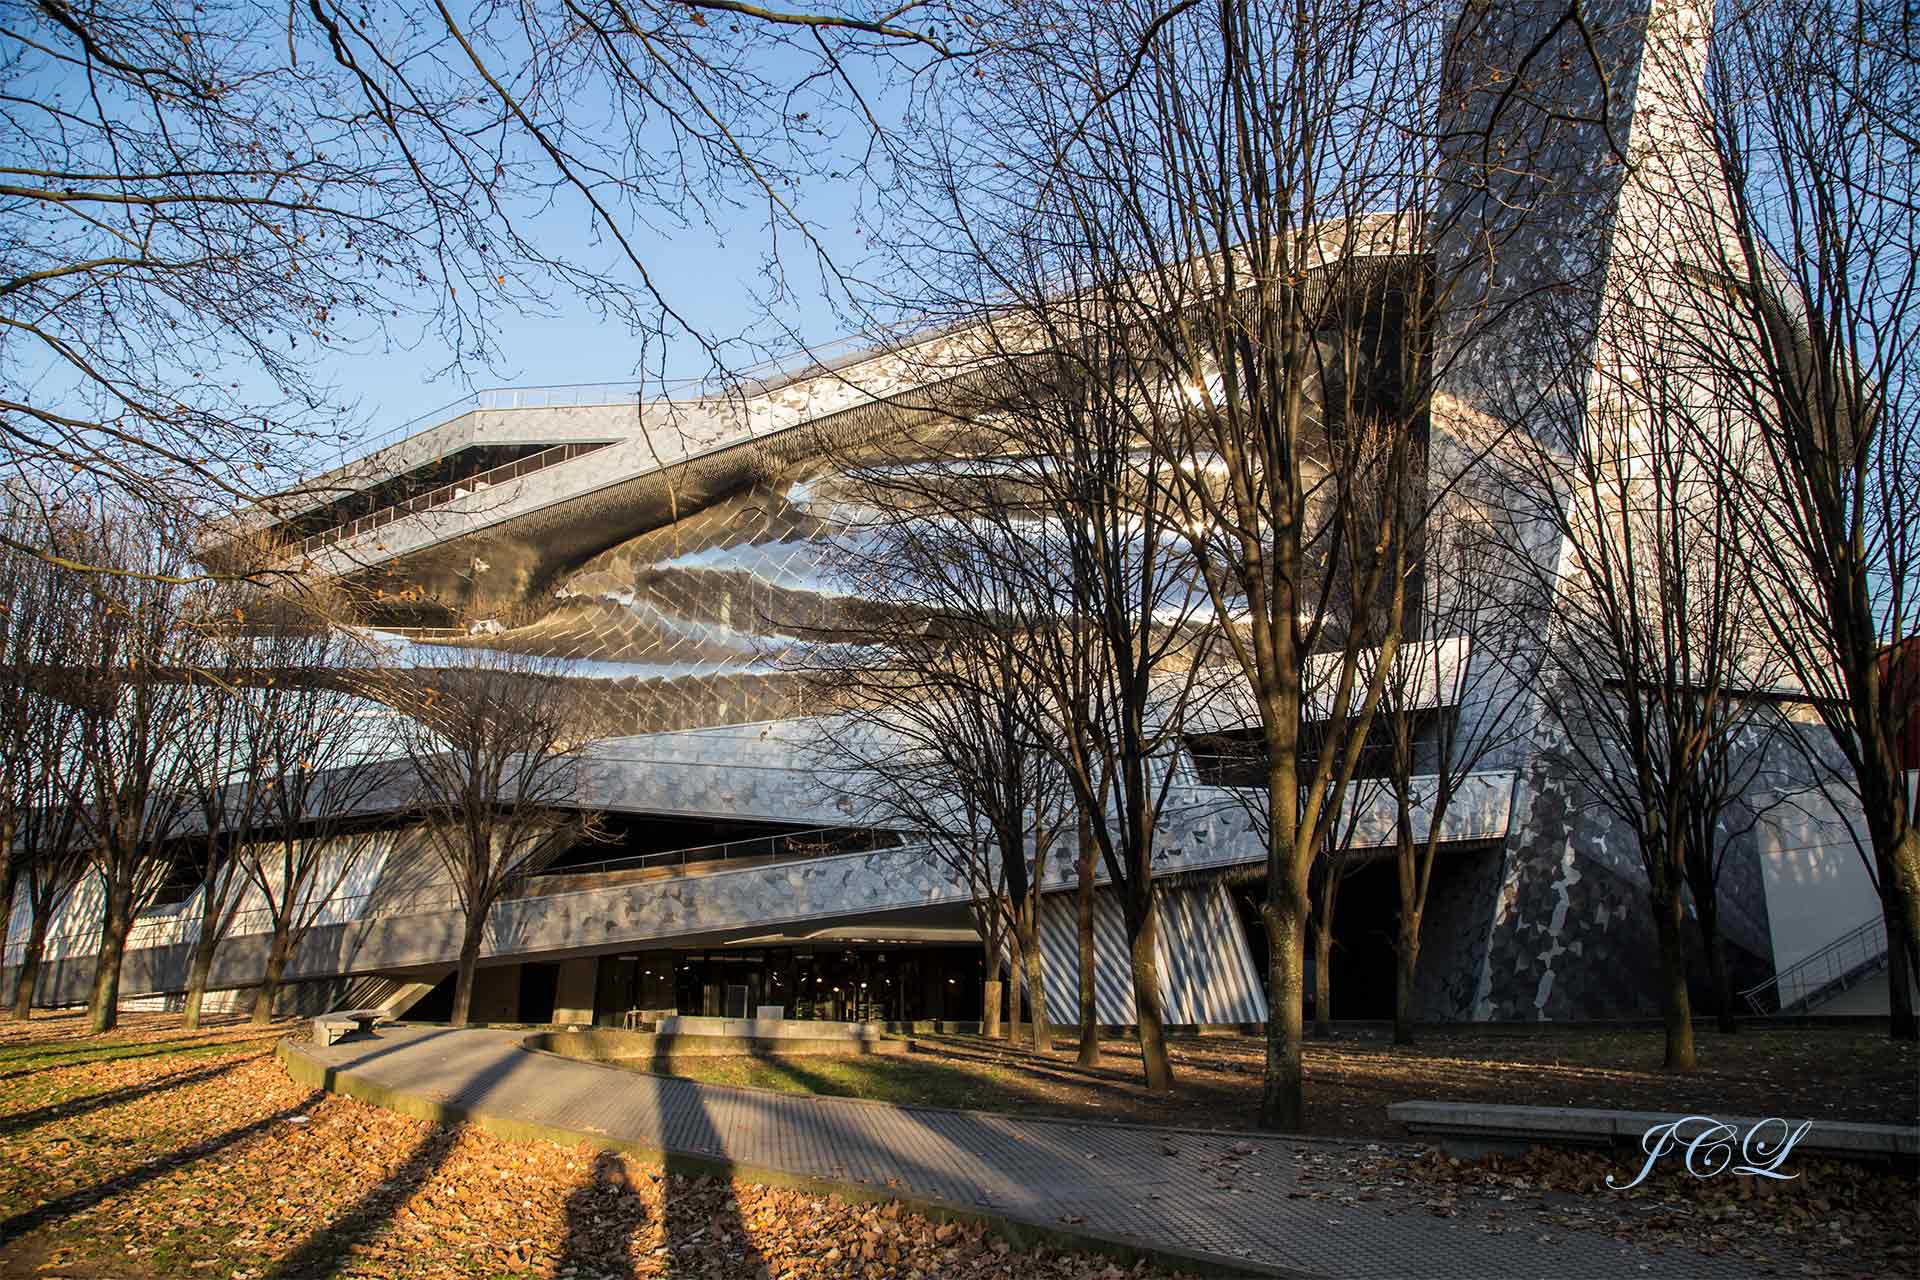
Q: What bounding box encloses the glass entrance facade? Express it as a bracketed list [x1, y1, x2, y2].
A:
[590, 942, 987, 1025]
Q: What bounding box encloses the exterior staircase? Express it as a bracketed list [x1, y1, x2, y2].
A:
[1743, 916, 1892, 1014]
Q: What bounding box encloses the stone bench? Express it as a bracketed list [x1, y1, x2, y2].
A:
[1389, 1101, 1919, 1165]
[313, 1009, 385, 1047]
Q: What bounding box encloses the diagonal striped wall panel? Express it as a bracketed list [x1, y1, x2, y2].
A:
[1030, 877, 1268, 1026]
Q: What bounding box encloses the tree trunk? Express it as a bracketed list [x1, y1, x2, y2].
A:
[1863, 775, 1920, 1040]
[1259, 877, 1308, 1130]
[1887, 910, 1917, 1041]
[1311, 866, 1340, 1038]
[450, 913, 485, 1028]
[1128, 904, 1172, 1093]
[184, 869, 235, 1032]
[1017, 901, 1054, 1056]
[0, 857, 16, 1017]
[1392, 819, 1420, 1046]
[11, 914, 50, 1020]
[182, 930, 220, 1031]
[1075, 821, 1100, 1066]
[252, 929, 292, 1026]
[1312, 916, 1333, 1038]
[1393, 915, 1421, 1047]
[981, 926, 1002, 1040]
[88, 881, 135, 1035]
[1653, 881, 1697, 1071]
[1006, 932, 1024, 1044]
[1699, 909, 1739, 1036]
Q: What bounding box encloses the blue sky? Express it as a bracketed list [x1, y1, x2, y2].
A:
[293, 165, 876, 453]
[208, 12, 929, 473]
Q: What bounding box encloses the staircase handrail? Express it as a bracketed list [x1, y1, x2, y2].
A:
[1740, 914, 1887, 1014]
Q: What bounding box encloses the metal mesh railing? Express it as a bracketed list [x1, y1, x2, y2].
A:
[315, 333, 894, 474]
[301, 439, 613, 555]
[527, 825, 905, 882]
[0, 833, 923, 967]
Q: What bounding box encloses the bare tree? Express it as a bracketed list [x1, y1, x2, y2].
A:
[173, 588, 274, 1030]
[1666, 0, 1919, 1036]
[1375, 487, 1539, 1045]
[1498, 251, 1785, 1069]
[1202, 706, 1384, 1039]
[882, 0, 1597, 1126]
[809, 694, 1063, 1047]
[5, 679, 89, 1020]
[1131, 5, 1487, 1132]
[0, 501, 91, 1018]
[177, 601, 384, 1024]
[0, 496, 54, 990]
[64, 503, 202, 1033]
[1306, 850, 1361, 1038]
[6, 792, 88, 1021]
[0, 1, 967, 568]
[1070, 810, 1101, 1065]
[390, 648, 605, 1026]
[1002, 363, 1217, 1093]
[1676, 715, 1792, 1034]
[801, 456, 1078, 1053]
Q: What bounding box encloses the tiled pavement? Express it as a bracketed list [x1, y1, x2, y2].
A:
[291, 1026, 1758, 1279]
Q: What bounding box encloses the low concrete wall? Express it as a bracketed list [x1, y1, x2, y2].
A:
[653, 1014, 885, 1041]
[529, 1028, 910, 1063]
[526, 1028, 908, 1065]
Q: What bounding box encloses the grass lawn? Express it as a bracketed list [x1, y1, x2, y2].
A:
[652, 1025, 1920, 1139]
[0, 1011, 1182, 1279]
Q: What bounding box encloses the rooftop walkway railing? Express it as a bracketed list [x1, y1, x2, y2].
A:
[316, 332, 889, 475]
[300, 438, 613, 555]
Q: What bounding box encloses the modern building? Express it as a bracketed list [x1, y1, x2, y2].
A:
[3, 0, 1902, 1028]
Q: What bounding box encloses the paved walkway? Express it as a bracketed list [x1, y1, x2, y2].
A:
[290, 1026, 1756, 1279]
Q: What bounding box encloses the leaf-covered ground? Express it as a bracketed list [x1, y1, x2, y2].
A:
[657, 1026, 1920, 1138]
[1378, 1144, 1919, 1279]
[0, 1012, 1189, 1279]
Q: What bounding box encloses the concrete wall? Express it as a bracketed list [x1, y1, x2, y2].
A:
[1752, 785, 1884, 976]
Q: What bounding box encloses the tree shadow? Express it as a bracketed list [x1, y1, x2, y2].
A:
[0, 1056, 249, 1138]
[661, 1169, 773, 1279]
[700, 1046, 1084, 1119]
[320, 1027, 456, 1078]
[261, 1030, 532, 1278]
[261, 1123, 463, 1280]
[687, 1070, 1000, 1216]
[658, 1090, 772, 1280]
[554, 1149, 646, 1280]
[0, 1039, 252, 1083]
[0, 1090, 325, 1247]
